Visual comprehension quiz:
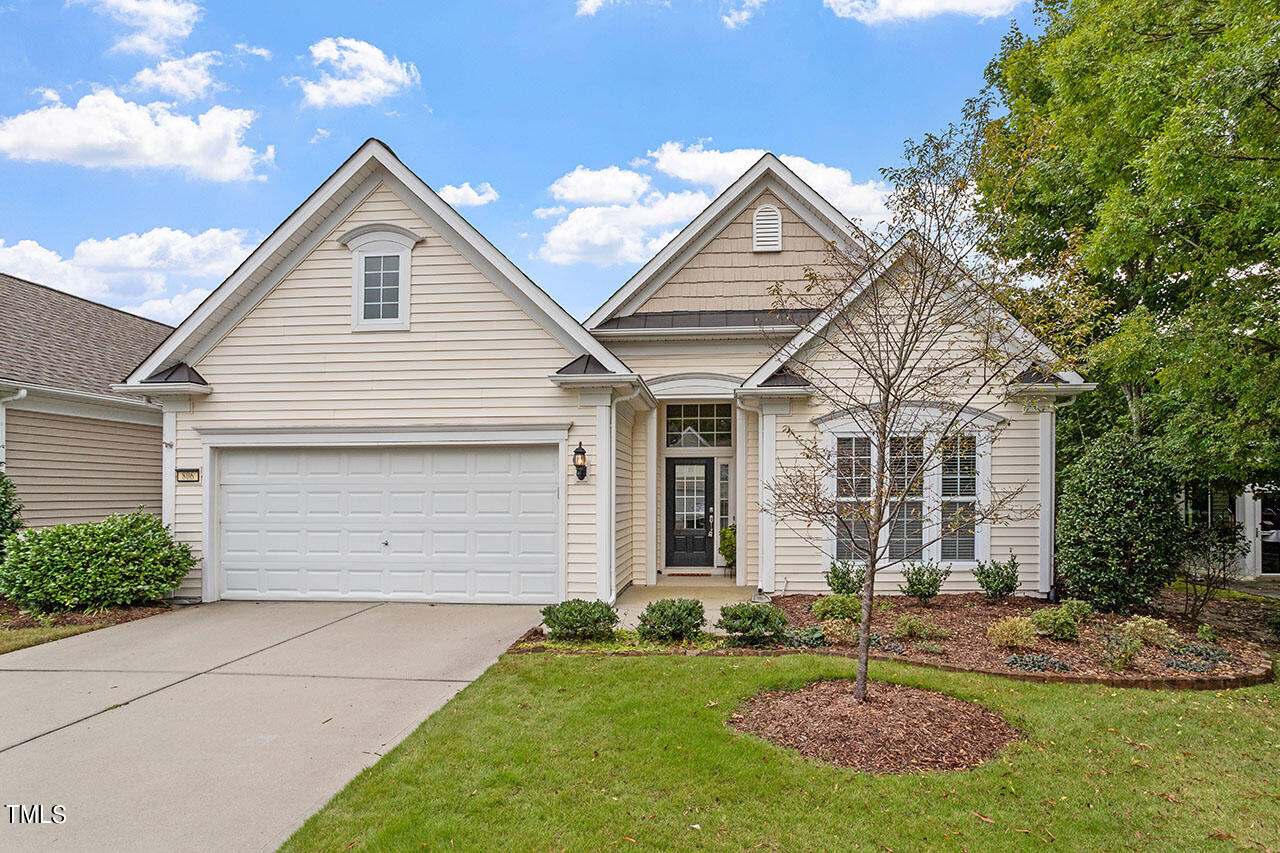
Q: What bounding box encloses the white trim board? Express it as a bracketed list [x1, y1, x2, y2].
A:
[127, 139, 630, 386]
[586, 153, 875, 329]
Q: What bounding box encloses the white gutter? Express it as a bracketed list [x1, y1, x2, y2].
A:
[3, 380, 159, 411]
[0, 388, 28, 467]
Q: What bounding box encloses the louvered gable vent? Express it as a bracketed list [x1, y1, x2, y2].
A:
[752, 204, 782, 252]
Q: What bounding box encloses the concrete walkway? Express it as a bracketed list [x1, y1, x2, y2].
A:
[615, 580, 753, 632]
[0, 601, 539, 852]
[1229, 577, 1280, 601]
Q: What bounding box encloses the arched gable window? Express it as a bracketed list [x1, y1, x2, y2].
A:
[752, 204, 782, 252]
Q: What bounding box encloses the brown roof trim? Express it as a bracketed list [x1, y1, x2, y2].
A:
[556, 354, 614, 375]
[595, 308, 820, 331]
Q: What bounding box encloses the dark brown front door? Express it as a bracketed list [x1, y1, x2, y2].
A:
[666, 457, 715, 567]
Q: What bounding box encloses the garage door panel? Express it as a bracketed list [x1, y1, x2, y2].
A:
[218, 444, 560, 603]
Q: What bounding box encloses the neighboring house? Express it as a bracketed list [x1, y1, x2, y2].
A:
[0, 273, 170, 526]
[116, 139, 1090, 604]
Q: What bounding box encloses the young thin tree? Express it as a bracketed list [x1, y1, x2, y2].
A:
[766, 99, 1071, 701]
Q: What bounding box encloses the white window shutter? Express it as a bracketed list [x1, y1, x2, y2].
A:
[752, 205, 782, 252]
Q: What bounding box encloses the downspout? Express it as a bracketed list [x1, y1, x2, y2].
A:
[610, 382, 646, 602]
[0, 389, 28, 467]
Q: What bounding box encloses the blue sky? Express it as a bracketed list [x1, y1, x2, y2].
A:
[0, 0, 1028, 324]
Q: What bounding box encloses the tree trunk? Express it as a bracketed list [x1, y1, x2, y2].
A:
[852, 564, 876, 701]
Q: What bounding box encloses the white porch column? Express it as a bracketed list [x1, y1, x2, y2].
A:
[758, 410, 777, 594]
[734, 403, 748, 586]
[1038, 409, 1057, 594]
[592, 394, 615, 603]
[161, 408, 177, 529]
[646, 406, 658, 585]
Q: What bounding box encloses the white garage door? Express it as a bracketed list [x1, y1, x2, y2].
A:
[217, 444, 560, 603]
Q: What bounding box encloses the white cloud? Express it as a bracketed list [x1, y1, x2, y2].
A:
[533, 205, 568, 219]
[823, 0, 1017, 24]
[234, 43, 272, 60]
[292, 37, 420, 108]
[0, 89, 273, 181]
[575, 0, 614, 13]
[550, 165, 650, 204]
[131, 51, 222, 100]
[648, 141, 889, 226]
[122, 287, 211, 324]
[538, 190, 710, 266]
[308, 128, 331, 144]
[723, 0, 768, 28]
[438, 181, 499, 207]
[0, 226, 250, 321]
[74, 0, 202, 56]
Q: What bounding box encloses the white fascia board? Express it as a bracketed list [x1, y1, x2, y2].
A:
[548, 373, 656, 408]
[372, 152, 631, 375]
[111, 382, 212, 397]
[128, 139, 630, 384]
[1, 379, 161, 411]
[127, 141, 386, 384]
[742, 236, 909, 389]
[586, 153, 874, 329]
[734, 386, 813, 399]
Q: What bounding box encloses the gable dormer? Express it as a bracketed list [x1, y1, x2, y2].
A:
[587, 153, 873, 330]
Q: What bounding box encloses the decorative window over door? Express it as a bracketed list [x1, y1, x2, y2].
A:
[665, 403, 732, 447]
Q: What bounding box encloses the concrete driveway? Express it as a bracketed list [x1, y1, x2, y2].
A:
[0, 601, 539, 852]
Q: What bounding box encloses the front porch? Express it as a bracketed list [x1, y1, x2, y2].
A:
[614, 579, 753, 631]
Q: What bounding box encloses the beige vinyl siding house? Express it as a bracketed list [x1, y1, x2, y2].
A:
[0, 272, 170, 529]
[119, 141, 1087, 605]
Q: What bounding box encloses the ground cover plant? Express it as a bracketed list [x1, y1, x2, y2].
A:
[773, 593, 1268, 679]
[281, 653, 1280, 852]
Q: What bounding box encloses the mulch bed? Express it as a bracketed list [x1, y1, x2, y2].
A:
[772, 592, 1272, 681]
[729, 679, 1021, 773]
[0, 597, 170, 630]
[1152, 588, 1280, 651]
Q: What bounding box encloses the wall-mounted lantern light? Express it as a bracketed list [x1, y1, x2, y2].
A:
[572, 442, 588, 481]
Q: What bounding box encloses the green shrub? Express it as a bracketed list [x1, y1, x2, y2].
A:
[898, 559, 951, 605]
[783, 625, 827, 648]
[1100, 634, 1141, 671]
[1196, 624, 1218, 643]
[889, 613, 948, 641]
[820, 618, 859, 646]
[636, 598, 705, 643]
[1179, 518, 1249, 621]
[917, 640, 943, 655]
[1030, 606, 1080, 641]
[0, 511, 193, 613]
[1055, 432, 1185, 613]
[811, 593, 861, 621]
[718, 524, 736, 568]
[824, 561, 865, 595]
[1059, 599, 1095, 622]
[974, 554, 1020, 601]
[987, 616, 1037, 649]
[0, 464, 22, 562]
[1119, 615, 1179, 649]
[714, 602, 786, 646]
[540, 599, 618, 642]
[1006, 653, 1071, 672]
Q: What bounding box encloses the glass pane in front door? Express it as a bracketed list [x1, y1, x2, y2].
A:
[675, 464, 707, 530]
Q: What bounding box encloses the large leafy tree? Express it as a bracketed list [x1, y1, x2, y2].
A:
[978, 0, 1280, 488]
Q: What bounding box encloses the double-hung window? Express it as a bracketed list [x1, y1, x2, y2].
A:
[338, 223, 422, 331]
[833, 430, 985, 565]
[939, 435, 978, 561]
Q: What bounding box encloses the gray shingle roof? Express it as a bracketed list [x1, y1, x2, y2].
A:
[0, 272, 173, 399]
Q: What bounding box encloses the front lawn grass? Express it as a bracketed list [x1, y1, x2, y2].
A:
[281, 654, 1280, 852]
[0, 623, 95, 655]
